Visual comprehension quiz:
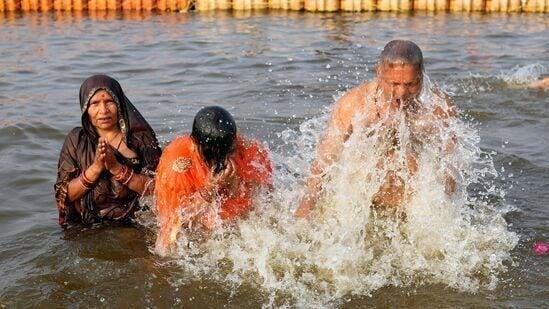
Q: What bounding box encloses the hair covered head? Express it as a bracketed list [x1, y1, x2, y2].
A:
[378, 40, 424, 72]
[191, 106, 237, 174]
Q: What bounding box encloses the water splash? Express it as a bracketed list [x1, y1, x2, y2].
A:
[137, 76, 518, 307]
[445, 63, 546, 95]
[499, 63, 545, 85]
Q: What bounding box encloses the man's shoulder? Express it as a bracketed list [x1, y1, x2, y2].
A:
[336, 81, 373, 109]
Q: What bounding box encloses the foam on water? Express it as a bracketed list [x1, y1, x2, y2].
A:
[137, 76, 518, 307]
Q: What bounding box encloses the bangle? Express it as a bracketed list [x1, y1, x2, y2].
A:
[122, 168, 134, 185]
[113, 165, 128, 182]
[79, 171, 94, 190]
[114, 165, 134, 185]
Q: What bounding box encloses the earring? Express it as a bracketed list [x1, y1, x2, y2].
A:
[119, 119, 127, 134]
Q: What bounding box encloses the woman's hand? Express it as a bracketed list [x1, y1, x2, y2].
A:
[212, 159, 237, 189]
[200, 159, 238, 202]
[90, 138, 106, 176]
[98, 137, 122, 175]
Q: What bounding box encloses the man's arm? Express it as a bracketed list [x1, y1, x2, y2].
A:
[295, 84, 368, 218]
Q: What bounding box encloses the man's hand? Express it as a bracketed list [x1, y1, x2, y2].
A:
[295, 174, 322, 218]
[295, 193, 316, 218]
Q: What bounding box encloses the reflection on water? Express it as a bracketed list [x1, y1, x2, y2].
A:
[0, 11, 547, 308]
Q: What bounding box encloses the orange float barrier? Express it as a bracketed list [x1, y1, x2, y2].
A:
[2, 0, 549, 13]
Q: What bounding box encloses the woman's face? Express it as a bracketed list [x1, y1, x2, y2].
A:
[87, 90, 118, 131]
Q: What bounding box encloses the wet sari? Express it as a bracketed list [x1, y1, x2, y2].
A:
[54, 75, 161, 227]
[155, 134, 272, 239]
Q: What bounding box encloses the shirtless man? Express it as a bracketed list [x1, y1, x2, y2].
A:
[295, 40, 457, 218]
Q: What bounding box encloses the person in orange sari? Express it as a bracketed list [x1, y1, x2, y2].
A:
[154, 106, 272, 255]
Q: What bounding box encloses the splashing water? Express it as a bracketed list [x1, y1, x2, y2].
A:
[499, 63, 546, 85]
[443, 63, 546, 96]
[137, 75, 518, 307]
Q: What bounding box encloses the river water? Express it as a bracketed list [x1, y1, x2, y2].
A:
[0, 11, 547, 308]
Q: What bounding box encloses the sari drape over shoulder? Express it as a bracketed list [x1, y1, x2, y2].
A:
[54, 75, 161, 227]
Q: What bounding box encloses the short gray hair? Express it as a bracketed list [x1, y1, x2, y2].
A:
[378, 40, 424, 71]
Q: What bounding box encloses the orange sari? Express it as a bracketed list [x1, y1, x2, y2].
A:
[154, 134, 272, 253]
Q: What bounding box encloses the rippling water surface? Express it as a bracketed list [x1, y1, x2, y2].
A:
[0, 11, 547, 307]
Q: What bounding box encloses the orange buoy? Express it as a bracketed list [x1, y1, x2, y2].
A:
[88, 0, 97, 10]
[29, 0, 40, 12]
[195, 0, 210, 10]
[21, 0, 30, 11]
[6, 0, 21, 11]
[252, 0, 267, 9]
[290, 0, 302, 9]
[156, 0, 166, 10]
[326, 0, 338, 10]
[233, 0, 252, 10]
[486, 0, 501, 12]
[107, 0, 120, 10]
[377, 0, 392, 10]
[52, 0, 61, 10]
[471, 0, 483, 11]
[216, 0, 230, 10]
[303, 0, 316, 10]
[130, 0, 141, 10]
[39, 0, 51, 11]
[400, 0, 412, 10]
[524, 0, 546, 12]
[341, 0, 361, 11]
[142, 0, 153, 10]
[449, 0, 465, 11]
[96, 0, 107, 9]
[73, 0, 86, 10]
[62, 0, 71, 10]
[269, 0, 280, 9]
[361, 0, 375, 10]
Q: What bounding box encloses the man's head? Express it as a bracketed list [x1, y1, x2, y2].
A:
[191, 106, 237, 174]
[376, 40, 424, 108]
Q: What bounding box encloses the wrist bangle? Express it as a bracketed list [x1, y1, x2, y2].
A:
[113, 165, 134, 186]
[113, 165, 128, 181]
[79, 172, 94, 190]
[122, 168, 134, 185]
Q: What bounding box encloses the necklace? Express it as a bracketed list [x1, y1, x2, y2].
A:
[115, 133, 124, 151]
